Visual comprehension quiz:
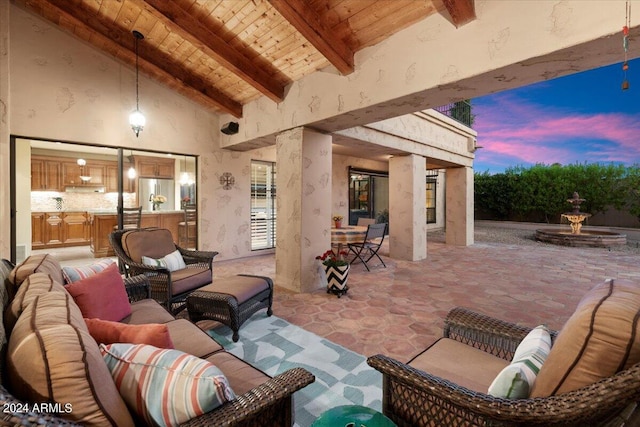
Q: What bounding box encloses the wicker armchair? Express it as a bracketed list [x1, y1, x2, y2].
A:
[368, 307, 640, 427]
[110, 227, 218, 313]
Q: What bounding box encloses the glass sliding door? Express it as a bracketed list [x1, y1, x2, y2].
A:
[251, 161, 276, 250]
[348, 167, 389, 225]
[11, 136, 198, 264]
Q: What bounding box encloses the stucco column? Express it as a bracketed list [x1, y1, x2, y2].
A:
[0, 1, 10, 259]
[389, 155, 426, 261]
[275, 127, 332, 293]
[446, 166, 474, 246]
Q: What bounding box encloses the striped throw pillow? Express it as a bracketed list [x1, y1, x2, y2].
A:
[488, 325, 551, 399]
[101, 343, 235, 426]
[142, 249, 187, 272]
[62, 259, 115, 283]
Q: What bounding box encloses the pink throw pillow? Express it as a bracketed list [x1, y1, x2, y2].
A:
[85, 318, 174, 349]
[66, 263, 131, 321]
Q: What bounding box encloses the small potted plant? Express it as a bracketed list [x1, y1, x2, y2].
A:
[316, 249, 350, 297]
[333, 214, 344, 229]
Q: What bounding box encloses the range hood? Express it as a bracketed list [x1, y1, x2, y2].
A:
[65, 186, 106, 193]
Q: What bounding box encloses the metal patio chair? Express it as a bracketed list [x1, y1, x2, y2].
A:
[348, 222, 387, 271]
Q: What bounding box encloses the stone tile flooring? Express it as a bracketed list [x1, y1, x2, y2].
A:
[212, 227, 640, 363]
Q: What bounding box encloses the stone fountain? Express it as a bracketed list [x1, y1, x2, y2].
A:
[535, 191, 626, 247]
[561, 192, 591, 234]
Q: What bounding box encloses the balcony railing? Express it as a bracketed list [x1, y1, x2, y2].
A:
[433, 100, 473, 128]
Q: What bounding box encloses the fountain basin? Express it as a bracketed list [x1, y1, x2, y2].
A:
[535, 228, 626, 248]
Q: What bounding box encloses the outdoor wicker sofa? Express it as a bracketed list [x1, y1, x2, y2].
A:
[0, 255, 315, 426]
[368, 305, 640, 427]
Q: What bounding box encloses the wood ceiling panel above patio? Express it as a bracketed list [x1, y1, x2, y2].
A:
[17, 0, 476, 118]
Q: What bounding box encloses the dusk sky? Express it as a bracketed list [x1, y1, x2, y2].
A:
[472, 57, 640, 174]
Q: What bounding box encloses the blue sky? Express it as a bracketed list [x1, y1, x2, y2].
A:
[472, 57, 640, 174]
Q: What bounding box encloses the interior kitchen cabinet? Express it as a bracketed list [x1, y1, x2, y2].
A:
[136, 156, 175, 179]
[61, 160, 106, 187]
[31, 157, 62, 191]
[106, 164, 134, 193]
[31, 212, 90, 249]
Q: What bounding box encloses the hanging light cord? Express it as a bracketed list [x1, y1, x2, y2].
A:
[135, 34, 140, 111]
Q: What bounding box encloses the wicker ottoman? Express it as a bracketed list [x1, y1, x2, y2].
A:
[186, 274, 273, 342]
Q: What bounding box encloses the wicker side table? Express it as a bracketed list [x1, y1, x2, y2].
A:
[186, 274, 273, 342]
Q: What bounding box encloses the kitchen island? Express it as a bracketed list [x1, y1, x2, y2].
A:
[89, 210, 185, 257]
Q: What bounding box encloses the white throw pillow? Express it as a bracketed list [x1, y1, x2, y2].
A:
[142, 249, 186, 272]
[488, 325, 551, 399]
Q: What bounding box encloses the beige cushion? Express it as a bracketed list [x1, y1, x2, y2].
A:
[408, 338, 509, 393]
[170, 266, 212, 295]
[205, 351, 271, 395]
[8, 254, 63, 296]
[198, 275, 270, 304]
[531, 278, 640, 397]
[120, 298, 176, 325]
[7, 292, 135, 427]
[165, 318, 224, 358]
[121, 228, 176, 262]
[4, 272, 67, 333]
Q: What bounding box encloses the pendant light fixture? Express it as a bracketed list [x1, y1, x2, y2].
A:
[129, 30, 145, 137]
[180, 155, 189, 185]
[127, 150, 137, 179]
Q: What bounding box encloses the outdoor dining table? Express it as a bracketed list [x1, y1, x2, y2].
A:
[330, 225, 367, 255]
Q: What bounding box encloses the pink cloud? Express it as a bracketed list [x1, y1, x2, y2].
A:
[473, 94, 640, 170]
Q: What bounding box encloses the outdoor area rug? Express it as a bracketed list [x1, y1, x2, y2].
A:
[206, 312, 382, 427]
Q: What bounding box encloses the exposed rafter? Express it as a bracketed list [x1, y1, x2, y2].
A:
[268, 0, 355, 75]
[20, 0, 243, 117]
[18, 0, 455, 117]
[140, 0, 287, 103]
[442, 0, 476, 28]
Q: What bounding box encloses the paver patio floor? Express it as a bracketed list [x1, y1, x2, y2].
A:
[212, 224, 640, 362]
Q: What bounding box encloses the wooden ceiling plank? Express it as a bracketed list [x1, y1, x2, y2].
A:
[268, 0, 354, 75]
[97, 0, 121, 24]
[115, 0, 143, 31]
[138, 0, 286, 102]
[442, 0, 476, 28]
[30, 0, 242, 117]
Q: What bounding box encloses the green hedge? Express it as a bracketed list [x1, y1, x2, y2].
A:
[474, 163, 640, 224]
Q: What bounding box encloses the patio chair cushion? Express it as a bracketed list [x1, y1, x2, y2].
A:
[65, 263, 132, 322]
[7, 291, 135, 427]
[85, 318, 174, 348]
[101, 343, 235, 426]
[170, 266, 213, 295]
[488, 325, 551, 398]
[408, 338, 509, 393]
[142, 249, 186, 272]
[8, 253, 64, 295]
[5, 272, 66, 333]
[121, 228, 176, 262]
[531, 278, 640, 397]
[62, 259, 115, 283]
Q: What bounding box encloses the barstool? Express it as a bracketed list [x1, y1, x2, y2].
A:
[178, 204, 197, 248]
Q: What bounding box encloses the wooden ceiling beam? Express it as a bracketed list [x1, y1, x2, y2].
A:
[138, 0, 287, 103]
[268, 0, 355, 75]
[23, 0, 243, 117]
[442, 0, 476, 28]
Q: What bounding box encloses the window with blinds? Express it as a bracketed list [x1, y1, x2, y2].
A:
[251, 161, 276, 250]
